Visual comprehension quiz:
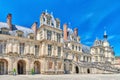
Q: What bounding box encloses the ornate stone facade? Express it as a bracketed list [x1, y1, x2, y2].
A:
[0, 11, 119, 75]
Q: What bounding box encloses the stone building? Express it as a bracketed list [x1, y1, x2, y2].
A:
[114, 57, 120, 68]
[0, 11, 119, 75]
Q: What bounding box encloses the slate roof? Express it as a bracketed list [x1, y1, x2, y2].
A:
[0, 22, 10, 29]
[82, 45, 90, 54]
[0, 22, 34, 37]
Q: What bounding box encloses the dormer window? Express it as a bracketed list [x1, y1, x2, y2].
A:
[47, 30, 52, 40]
[28, 33, 34, 39]
[16, 30, 23, 37]
[18, 34, 23, 37]
[0, 28, 9, 35]
[30, 36, 34, 39]
[55, 18, 60, 28]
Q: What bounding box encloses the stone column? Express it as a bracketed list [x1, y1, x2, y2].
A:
[8, 58, 13, 75]
[72, 63, 75, 74]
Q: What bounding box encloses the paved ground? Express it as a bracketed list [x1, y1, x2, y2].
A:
[0, 74, 120, 80]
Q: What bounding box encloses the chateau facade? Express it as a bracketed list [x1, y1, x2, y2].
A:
[0, 11, 119, 75]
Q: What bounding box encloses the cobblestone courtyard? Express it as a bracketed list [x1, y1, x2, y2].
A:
[0, 74, 120, 80]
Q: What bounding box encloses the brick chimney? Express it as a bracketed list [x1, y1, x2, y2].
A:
[7, 13, 12, 30]
[31, 22, 37, 36]
[74, 28, 78, 36]
[63, 23, 68, 41]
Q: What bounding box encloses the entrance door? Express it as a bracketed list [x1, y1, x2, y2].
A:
[87, 69, 90, 74]
[75, 66, 79, 73]
[0, 62, 4, 75]
[17, 60, 26, 74]
[0, 59, 8, 75]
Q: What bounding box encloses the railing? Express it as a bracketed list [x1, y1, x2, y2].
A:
[72, 60, 120, 73]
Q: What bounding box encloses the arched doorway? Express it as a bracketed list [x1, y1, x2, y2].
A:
[34, 61, 40, 74]
[75, 66, 79, 73]
[0, 59, 8, 75]
[17, 60, 26, 74]
[87, 68, 90, 74]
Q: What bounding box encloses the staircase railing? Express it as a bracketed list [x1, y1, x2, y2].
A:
[72, 60, 120, 73]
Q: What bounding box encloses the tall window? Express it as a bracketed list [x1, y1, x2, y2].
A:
[19, 43, 24, 55]
[47, 30, 52, 40]
[96, 56, 98, 61]
[0, 43, 6, 54]
[66, 53, 68, 58]
[72, 45, 74, 50]
[35, 45, 39, 56]
[76, 46, 77, 51]
[48, 44, 52, 56]
[58, 47, 61, 57]
[83, 56, 85, 61]
[79, 46, 81, 51]
[57, 33, 61, 42]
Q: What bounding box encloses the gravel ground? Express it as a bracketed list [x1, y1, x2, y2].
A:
[0, 74, 120, 80]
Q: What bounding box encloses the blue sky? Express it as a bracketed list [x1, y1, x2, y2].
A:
[0, 0, 120, 56]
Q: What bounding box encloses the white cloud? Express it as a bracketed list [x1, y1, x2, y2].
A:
[108, 35, 115, 40]
[82, 35, 91, 41]
[84, 41, 93, 45]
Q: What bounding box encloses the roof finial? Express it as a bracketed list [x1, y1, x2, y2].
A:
[103, 30, 108, 40]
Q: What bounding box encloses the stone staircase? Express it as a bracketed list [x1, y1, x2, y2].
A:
[72, 60, 120, 73]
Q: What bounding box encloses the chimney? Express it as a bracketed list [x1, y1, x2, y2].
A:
[7, 13, 12, 30]
[74, 28, 78, 36]
[31, 22, 37, 36]
[63, 23, 68, 41]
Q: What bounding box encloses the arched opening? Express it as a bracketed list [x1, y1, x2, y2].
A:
[34, 61, 40, 74]
[0, 59, 8, 75]
[87, 68, 90, 74]
[17, 60, 26, 74]
[75, 66, 79, 74]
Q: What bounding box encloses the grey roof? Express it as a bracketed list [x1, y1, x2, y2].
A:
[82, 45, 90, 54]
[0, 22, 10, 29]
[0, 22, 34, 37]
[67, 28, 78, 42]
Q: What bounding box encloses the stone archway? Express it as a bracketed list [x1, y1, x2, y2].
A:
[87, 68, 90, 74]
[17, 60, 26, 74]
[0, 59, 8, 75]
[34, 61, 40, 74]
[75, 66, 79, 74]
